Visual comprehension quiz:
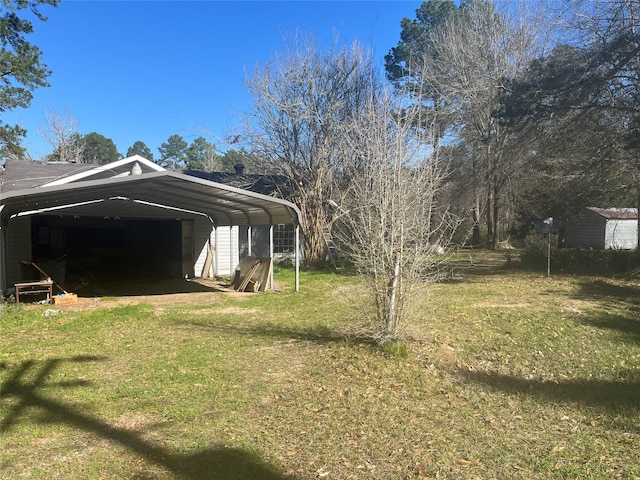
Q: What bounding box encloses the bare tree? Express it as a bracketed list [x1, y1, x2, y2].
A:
[38, 108, 84, 162]
[336, 88, 456, 342]
[242, 33, 379, 265]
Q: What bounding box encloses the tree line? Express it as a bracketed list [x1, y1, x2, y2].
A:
[384, 0, 639, 250]
[3, 0, 638, 245]
[39, 115, 255, 173]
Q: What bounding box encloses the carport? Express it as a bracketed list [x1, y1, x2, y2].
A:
[0, 162, 302, 295]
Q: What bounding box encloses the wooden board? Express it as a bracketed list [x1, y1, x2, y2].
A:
[238, 261, 261, 292]
[232, 256, 272, 292]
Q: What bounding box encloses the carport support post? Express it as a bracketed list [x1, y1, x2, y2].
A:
[247, 226, 252, 256]
[214, 227, 219, 277]
[269, 225, 274, 290]
[230, 227, 234, 276]
[295, 225, 300, 292]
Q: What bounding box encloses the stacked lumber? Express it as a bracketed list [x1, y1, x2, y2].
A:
[232, 256, 273, 292]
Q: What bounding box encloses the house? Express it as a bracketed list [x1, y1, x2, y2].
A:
[0, 156, 302, 295]
[564, 207, 638, 249]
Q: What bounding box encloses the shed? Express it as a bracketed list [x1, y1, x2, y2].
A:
[564, 207, 638, 249]
[0, 156, 302, 294]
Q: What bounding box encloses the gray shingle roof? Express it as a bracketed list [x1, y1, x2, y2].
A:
[1, 158, 92, 193]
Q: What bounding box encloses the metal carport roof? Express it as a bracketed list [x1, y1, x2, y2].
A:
[0, 166, 303, 293]
[0, 170, 302, 227]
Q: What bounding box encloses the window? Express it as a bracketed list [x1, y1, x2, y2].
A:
[274, 224, 295, 254]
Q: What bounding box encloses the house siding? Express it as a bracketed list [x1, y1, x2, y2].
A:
[239, 225, 271, 258]
[605, 220, 638, 249]
[213, 226, 239, 277]
[194, 224, 272, 279]
[565, 213, 606, 248]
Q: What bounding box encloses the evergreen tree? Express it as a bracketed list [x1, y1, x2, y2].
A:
[185, 136, 217, 171]
[126, 140, 154, 161]
[0, 0, 58, 157]
[81, 132, 120, 164]
[158, 134, 188, 169]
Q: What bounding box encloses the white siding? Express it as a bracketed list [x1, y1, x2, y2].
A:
[605, 220, 637, 249]
[213, 226, 239, 276]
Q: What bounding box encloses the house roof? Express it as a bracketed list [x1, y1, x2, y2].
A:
[587, 207, 638, 220]
[181, 169, 288, 197]
[1, 155, 163, 192]
[0, 156, 301, 227]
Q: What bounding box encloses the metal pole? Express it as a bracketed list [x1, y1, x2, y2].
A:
[230, 226, 234, 276]
[213, 227, 219, 277]
[295, 225, 300, 292]
[547, 230, 551, 277]
[269, 225, 274, 290]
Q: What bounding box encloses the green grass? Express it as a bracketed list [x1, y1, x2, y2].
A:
[2, 263, 640, 479]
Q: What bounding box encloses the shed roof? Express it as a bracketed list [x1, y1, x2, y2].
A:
[587, 207, 638, 220]
[0, 157, 301, 227]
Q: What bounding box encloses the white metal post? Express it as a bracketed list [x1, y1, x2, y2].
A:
[295, 225, 300, 292]
[247, 225, 252, 257]
[230, 226, 234, 276]
[213, 227, 219, 277]
[269, 224, 274, 290]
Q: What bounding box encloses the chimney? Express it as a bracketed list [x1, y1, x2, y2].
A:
[234, 163, 245, 175]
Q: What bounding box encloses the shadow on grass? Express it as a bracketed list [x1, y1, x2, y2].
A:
[572, 279, 640, 343]
[579, 312, 640, 343]
[575, 280, 640, 305]
[439, 254, 520, 283]
[183, 319, 344, 345]
[73, 278, 229, 298]
[1, 357, 294, 480]
[459, 369, 640, 429]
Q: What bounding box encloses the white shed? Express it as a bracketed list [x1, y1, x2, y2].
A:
[564, 207, 638, 249]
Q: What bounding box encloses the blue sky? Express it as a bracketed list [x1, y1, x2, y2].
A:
[7, 0, 421, 160]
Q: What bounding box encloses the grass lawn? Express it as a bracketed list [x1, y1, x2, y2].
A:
[2, 258, 640, 479]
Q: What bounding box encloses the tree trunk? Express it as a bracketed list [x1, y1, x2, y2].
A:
[486, 179, 495, 249]
[299, 198, 328, 266]
[386, 252, 401, 337]
[492, 182, 500, 249]
[472, 196, 481, 246]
